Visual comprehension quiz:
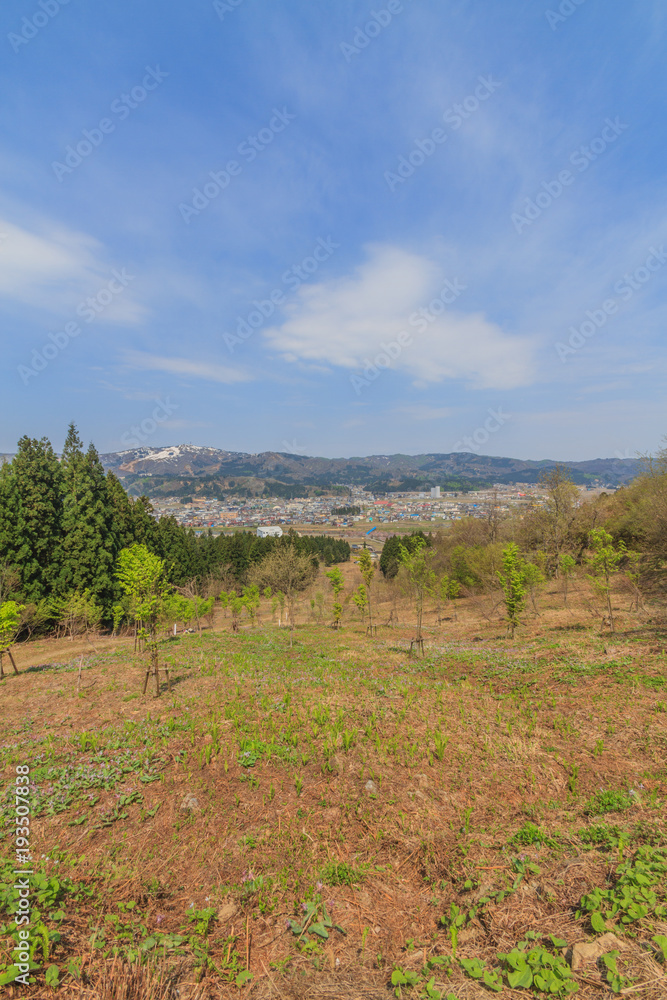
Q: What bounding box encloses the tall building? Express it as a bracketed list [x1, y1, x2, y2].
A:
[430, 486, 441, 498]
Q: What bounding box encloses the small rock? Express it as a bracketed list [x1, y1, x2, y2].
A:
[416, 773, 429, 789]
[218, 902, 237, 923]
[322, 807, 341, 824]
[328, 754, 344, 774]
[569, 933, 624, 971]
[179, 793, 201, 812]
[364, 780, 378, 796]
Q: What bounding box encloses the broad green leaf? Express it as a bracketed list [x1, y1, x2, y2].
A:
[652, 934, 667, 963]
[508, 967, 533, 989]
[483, 970, 504, 992]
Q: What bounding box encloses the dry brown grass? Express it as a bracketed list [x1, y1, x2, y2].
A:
[1, 575, 666, 998]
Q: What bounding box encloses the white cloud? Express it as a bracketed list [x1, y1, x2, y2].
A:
[264, 244, 536, 389]
[124, 351, 251, 384]
[0, 215, 145, 323]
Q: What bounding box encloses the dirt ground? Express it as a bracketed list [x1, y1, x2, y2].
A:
[1, 575, 666, 999]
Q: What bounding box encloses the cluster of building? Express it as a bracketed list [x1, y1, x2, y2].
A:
[149, 482, 599, 535]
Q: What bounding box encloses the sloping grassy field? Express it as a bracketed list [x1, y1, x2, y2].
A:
[1, 603, 667, 999]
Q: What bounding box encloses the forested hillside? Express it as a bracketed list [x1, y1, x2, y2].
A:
[0, 425, 349, 634]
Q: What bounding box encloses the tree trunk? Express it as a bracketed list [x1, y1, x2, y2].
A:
[606, 571, 614, 632]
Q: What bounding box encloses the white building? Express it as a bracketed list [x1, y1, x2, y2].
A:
[257, 526, 283, 538]
[430, 486, 441, 498]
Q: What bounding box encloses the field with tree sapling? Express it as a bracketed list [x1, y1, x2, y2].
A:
[1, 436, 667, 999]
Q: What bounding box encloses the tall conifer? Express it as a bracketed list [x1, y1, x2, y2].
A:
[6, 437, 63, 602]
[57, 425, 116, 608]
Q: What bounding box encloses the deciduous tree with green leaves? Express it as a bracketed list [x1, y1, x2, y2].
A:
[357, 548, 375, 633]
[623, 548, 644, 613]
[586, 527, 626, 631]
[559, 553, 576, 606]
[242, 583, 260, 622]
[50, 589, 103, 640]
[398, 536, 436, 651]
[438, 573, 460, 621]
[498, 543, 527, 638]
[0, 600, 24, 679]
[522, 561, 544, 614]
[325, 566, 345, 628]
[116, 544, 172, 696]
[249, 545, 317, 646]
[352, 583, 368, 622]
[537, 466, 579, 577]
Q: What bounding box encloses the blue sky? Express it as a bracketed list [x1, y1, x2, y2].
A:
[1, 0, 665, 461]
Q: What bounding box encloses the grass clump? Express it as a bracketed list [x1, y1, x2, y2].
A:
[510, 822, 559, 848]
[578, 823, 624, 850]
[583, 789, 634, 816]
[319, 860, 370, 887]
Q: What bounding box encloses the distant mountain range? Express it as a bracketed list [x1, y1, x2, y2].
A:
[97, 445, 642, 498]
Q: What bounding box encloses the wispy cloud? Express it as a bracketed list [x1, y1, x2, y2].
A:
[123, 351, 252, 384]
[396, 405, 455, 420]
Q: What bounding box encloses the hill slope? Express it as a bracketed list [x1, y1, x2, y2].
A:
[99, 444, 641, 495]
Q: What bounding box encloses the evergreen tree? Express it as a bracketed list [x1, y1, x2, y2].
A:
[380, 531, 428, 579]
[0, 463, 21, 600]
[106, 472, 135, 552]
[157, 515, 199, 584]
[56, 426, 116, 609]
[132, 495, 160, 550]
[2, 437, 63, 602]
